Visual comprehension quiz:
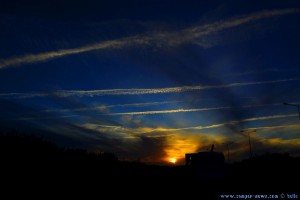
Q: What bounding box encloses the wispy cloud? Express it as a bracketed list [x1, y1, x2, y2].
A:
[118, 114, 298, 133]
[108, 103, 285, 116]
[6, 102, 298, 127]
[0, 8, 298, 69]
[177, 114, 299, 131]
[80, 123, 176, 135]
[44, 101, 179, 113]
[164, 8, 299, 47]
[78, 120, 300, 163]
[9, 114, 79, 121]
[79, 113, 299, 135]
[1, 78, 299, 99]
[246, 124, 300, 131]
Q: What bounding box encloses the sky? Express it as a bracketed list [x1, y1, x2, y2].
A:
[1, 0, 300, 165]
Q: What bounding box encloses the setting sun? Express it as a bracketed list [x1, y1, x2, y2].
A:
[163, 134, 203, 165]
[169, 157, 177, 164]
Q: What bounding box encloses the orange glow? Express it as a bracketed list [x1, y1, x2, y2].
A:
[163, 133, 225, 165]
[169, 157, 177, 164]
[163, 134, 200, 164]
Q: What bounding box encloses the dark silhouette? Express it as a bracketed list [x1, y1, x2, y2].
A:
[185, 144, 225, 182]
[210, 144, 215, 152]
[240, 129, 256, 158]
[1, 131, 299, 198]
[222, 142, 230, 163]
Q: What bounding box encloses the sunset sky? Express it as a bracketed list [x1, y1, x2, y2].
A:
[1, 0, 300, 164]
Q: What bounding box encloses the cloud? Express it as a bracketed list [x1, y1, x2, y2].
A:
[177, 114, 299, 131]
[8, 110, 299, 135]
[108, 102, 285, 116]
[64, 119, 300, 163]
[0, 38, 133, 69]
[116, 114, 299, 133]
[219, 135, 300, 160]
[121, 115, 133, 123]
[247, 135, 300, 157]
[77, 121, 226, 164]
[252, 124, 300, 131]
[264, 138, 300, 147]
[0, 8, 298, 69]
[3, 93, 298, 164]
[1, 78, 299, 99]
[79, 112, 299, 136]
[44, 101, 179, 113]
[9, 114, 79, 121]
[72, 122, 171, 163]
[163, 8, 299, 47]
[79, 123, 176, 135]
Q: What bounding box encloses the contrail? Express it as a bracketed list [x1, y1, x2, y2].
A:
[80, 114, 300, 134]
[176, 114, 299, 131]
[107, 103, 284, 116]
[9, 114, 79, 121]
[139, 113, 299, 133]
[0, 8, 298, 69]
[44, 100, 180, 113]
[0, 78, 299, 98]
[0, 36, 144, 69]
[7, 112, 298, 136]
[117, 114, 297, 133]
[246, 124, 300, 131]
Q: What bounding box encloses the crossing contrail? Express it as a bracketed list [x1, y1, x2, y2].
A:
[0, 8, 298, 69]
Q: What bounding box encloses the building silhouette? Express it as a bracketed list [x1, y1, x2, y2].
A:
[185, 144, 225, 180]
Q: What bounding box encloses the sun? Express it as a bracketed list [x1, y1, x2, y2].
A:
[169, 157, 177, 164]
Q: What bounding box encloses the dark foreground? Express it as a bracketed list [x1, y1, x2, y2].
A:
[1, 134, 299, 199]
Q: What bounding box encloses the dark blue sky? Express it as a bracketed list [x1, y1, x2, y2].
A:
[1, 0, 300, 164]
